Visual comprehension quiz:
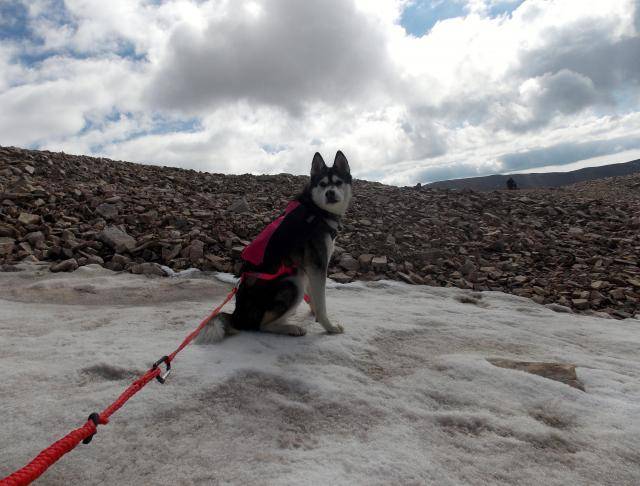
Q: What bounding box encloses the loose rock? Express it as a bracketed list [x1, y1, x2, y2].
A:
[99, 226, 136, 253]
[371, 256, 388, 272]
[50, 258, 79, 273]
[130, 262, 167, 276]
[96, 203, 118, 220]
[487, 358, 584, 391]
[228, 197, 250, 213]
[329, 272, 351, 284]
[18, 212, 40, 225]
[339, 253, 359, 271]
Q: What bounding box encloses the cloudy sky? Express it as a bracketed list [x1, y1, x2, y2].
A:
[1, 0, 639, 185]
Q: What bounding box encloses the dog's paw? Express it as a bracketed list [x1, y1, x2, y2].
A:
[286, 325, 307, 337]
[325, 322, 344, 334]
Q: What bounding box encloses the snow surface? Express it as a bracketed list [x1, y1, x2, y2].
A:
[1, 263, 640, 485]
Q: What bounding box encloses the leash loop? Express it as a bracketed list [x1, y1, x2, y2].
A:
[82, 413, 101, 445]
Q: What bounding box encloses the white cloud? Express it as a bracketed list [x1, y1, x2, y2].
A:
[0, 55, 147, 146]
[147, 0, 396, 114]
[0, 0, 638, 184]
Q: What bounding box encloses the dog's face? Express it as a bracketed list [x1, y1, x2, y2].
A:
[309, 151, 352, 216]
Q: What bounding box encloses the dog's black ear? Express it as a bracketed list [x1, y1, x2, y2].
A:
[311, 152, 327, 177]
[333, 150, 350, 175]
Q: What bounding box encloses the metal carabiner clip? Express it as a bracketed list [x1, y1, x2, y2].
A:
[152, 355, 171, 384]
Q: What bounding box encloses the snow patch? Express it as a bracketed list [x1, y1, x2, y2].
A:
[1, 268, 639, 484]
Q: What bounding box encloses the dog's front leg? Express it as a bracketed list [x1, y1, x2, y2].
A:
[305, 268, 344, 334]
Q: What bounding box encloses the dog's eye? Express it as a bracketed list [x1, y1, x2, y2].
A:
[335, 180, 343, 187]
[320, 182, 328, 188]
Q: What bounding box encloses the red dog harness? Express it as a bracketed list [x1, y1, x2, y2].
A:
[241, 201, 300, 280]
[239, 199, 337, 285]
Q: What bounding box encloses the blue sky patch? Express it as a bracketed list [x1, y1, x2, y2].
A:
[487, 1, 525, 18]
[0, 2, 30, 41]
[261, 143, 289, 155]
[400, 1, 526, 37]
[2, 1, 145, 67]
[400, 1, 466, 37]
[79, 112, 202, 153]
[150, 116, 202, 135]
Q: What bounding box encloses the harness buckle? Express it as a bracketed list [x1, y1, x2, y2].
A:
[152, 355, 171, 384]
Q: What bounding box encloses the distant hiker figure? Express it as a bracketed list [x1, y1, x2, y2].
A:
[506, 177, 518, 190]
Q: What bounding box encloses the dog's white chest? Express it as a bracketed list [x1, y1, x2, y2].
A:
[325, 233, 334, 260]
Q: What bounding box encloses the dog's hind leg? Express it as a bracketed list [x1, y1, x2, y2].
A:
[259, 277, 306, 336]
[260, 314, 306, 336]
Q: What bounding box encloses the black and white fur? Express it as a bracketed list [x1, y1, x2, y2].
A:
[196, 151, 352, 343]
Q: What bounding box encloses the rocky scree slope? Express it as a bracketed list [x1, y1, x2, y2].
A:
[1, 146, 639, 319]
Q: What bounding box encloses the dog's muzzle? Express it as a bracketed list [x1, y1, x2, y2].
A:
[325, 190, 338, 204]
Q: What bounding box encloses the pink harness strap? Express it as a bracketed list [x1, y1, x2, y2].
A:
[241, 264, 311, 304]
[241, 201, 301, 267]
[241, 264, 296, 282]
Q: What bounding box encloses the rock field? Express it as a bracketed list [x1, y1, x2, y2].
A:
[1, 145, 638, 319]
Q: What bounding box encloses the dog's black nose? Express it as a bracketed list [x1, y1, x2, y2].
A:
[326, 190, 337, 203]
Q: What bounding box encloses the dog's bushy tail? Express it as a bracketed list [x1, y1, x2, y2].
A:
[194, 312, 237, 344]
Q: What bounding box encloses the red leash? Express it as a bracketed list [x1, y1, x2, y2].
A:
[1, 285, 238, 486]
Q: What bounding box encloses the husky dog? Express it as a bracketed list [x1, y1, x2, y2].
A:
[196, 151, 352, 343]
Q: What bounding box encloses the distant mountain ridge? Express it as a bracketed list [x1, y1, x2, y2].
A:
[425, 158, 640, 191]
